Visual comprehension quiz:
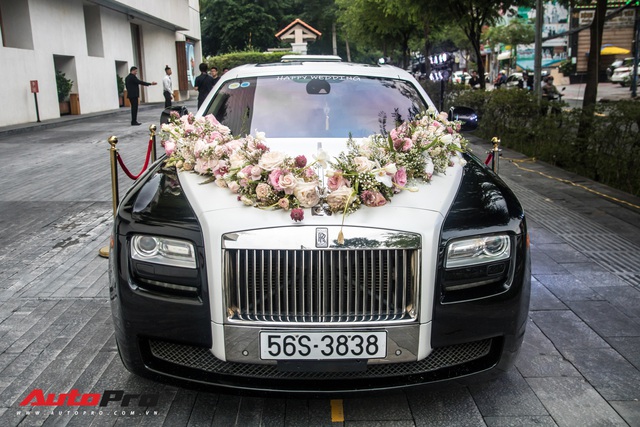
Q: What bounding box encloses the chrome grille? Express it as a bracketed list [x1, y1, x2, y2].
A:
[224, 248, 419, 323]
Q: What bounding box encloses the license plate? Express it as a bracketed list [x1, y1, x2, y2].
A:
[260, 331, 386, 360]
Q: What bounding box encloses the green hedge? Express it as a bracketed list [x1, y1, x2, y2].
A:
[205, 51, 293, 73]
[445, 87, 640, 197]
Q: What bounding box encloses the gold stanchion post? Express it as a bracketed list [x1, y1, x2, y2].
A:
[490, 137, 501, 174]
[149, 124, 157, 163]
[99, 135, 120, 258]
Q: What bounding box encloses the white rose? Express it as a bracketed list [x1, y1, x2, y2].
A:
[353, 156, 375, 173]
[440, 134, 453, 144]
[258, 151, 286, 171]
[255, 131, 267, 141]
[279, 173, 297, 195]
[229, 151, 245, 169]
[293, 180, 320, 208]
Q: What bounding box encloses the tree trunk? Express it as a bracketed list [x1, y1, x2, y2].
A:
[332, 22, 338, 56]
[423, 19, 432, 78]
[345, 35, 351, 62]
[582, 0, 607, 110]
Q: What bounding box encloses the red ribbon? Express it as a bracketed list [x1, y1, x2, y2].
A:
[484, 153, 493, 165]
[116, 137, 154, 180]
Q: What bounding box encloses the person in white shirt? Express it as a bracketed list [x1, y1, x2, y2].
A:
[162, 65, 173, 108]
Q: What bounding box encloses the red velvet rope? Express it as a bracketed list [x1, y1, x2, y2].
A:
[116, 137, 154, 180]
[484, 152, 493, 165]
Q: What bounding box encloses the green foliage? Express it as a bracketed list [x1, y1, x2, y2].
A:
[446, 89, 640, 196]
[116, 75, 125, 95]
[558, 59, 576, 76]
[205, 50, 292, 72]
[56, 70, 73, 102]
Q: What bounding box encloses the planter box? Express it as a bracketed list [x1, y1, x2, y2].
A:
[59, 101, 70, 116]
[569, 73, 587, 84]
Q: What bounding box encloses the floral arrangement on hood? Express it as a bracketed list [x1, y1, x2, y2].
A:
[161, 109, 468, 226]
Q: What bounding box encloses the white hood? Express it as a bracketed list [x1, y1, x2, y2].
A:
[178, 137, 464, 220]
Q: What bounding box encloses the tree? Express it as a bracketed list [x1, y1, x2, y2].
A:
[439, 0, 534, 89]
[336, 0, 422, 68]
[201, 0, 293, 55]
[483, 17, 535, 74]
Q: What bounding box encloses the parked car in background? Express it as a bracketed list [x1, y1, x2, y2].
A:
[452, 70, 471, 84]
[610, 58, 639, 86]
[607, 58, 625, 80]
[110, 58, 531, 393]
[505, 72, 523, 89]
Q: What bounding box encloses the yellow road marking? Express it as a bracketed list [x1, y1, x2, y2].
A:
[330, 399, 344, 422]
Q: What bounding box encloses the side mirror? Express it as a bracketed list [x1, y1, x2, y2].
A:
[448, 106, 478, 131]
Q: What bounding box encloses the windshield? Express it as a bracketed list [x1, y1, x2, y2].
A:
[204, 75, 429, 138]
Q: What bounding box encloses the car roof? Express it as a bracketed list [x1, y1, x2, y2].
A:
[219, 61, 417, 81]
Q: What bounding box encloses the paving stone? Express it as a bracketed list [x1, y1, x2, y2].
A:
[210, 394, 242, 426]
[530, 252, 569, 275]
[344, 393, 412, 421]
[484, 416, 558, 427]
[530, 310, 609, 351]
[565, 300, 640, 338]
[560, 347, 640, 400]
[406, 386, 484, 427]
[609, 400, 640, 427]
[347, 422, 414, 427]
[596, 286, 640, 320]
[184, 392, 218, 426]
[535, 243, 591, 264]
[516, 320, 580, 378]
[605, 336, 640, 370]
[529, 279, 567, 311]
[469, 369, 548, 417]
[260, 398, 286, 427]
[526, 377, 626, 426]
[534, 274, 603, 301]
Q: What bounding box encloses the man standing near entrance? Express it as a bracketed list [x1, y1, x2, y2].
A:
[125, 66, 157, 126]
[162, 65, 173, 108]
[194, 63, 214, 110]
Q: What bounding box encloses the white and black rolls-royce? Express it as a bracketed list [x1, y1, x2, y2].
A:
[108, 58, 530, 393]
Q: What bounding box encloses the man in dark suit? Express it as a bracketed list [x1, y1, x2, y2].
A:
[125, 66, 157, 125]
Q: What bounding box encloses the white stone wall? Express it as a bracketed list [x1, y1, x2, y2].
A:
[0, 0, 201, 127]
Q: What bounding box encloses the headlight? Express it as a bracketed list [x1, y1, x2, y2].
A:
[131, 235, 196, 269]
[446, 235, 510, 268]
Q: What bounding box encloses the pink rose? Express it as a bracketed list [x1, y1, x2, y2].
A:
[255, 183, 271, 200]
[250, 165, 262, 181]
[205, 114, 221, 125]
[304, 168, 317, 180]
[393, 167, 407, 190]
[268, 168, 285, 191]
[361, 190, 387, 207]
[278, 198, 290, 210]
[327, 172, 350, 191]
[227, 180, 240, 193]
[290, 208, 304, 222]
[164, 141, 176, 156]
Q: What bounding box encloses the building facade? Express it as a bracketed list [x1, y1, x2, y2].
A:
[0, 0, 202, 127]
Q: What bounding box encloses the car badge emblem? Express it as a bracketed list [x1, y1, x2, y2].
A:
[316, 228, 329, 248]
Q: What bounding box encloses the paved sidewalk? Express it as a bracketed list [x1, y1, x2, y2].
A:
[0, 103, 639, 426]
